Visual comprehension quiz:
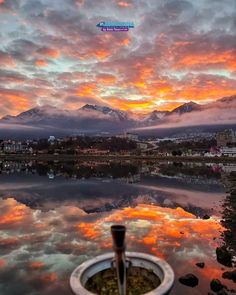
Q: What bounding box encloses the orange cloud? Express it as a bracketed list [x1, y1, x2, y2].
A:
[0, 201, 29, 227]
[117, 1, 131, 7]
[74, 0, 84, 6]
[0, 89, 34, 116]
[35, 59, 48, 67]
[157, 101, 183, 112]
[86, 203, 224, 261]
[108, 97, 154, 111]
[119, 73, 236, 112]
[77, 222, 100, 239]
[176, 87, 236, 101]
[61, 33, 131, 62]
[94, 50, 111, 60]
[38, 272, 58, 285]
[96, 73, 117, 85]
[177, 51, 236, 70]
[120, 38, 130, 46]
[29, 261, 45, 270]
[134, 81, 174, 99]
[76, 82, 99, 97]
[172, 44, 236, 71]
[39, 48, 60, 59]
[171, 75, 236, 102]
[0, 51, 15, 67]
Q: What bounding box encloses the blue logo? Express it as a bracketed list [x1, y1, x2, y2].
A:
[96, 21, 134, 32]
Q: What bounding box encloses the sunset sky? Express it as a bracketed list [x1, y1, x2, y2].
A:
[0, 0, 236, 117]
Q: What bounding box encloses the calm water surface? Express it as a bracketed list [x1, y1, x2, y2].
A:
[0, 160, 235, 295]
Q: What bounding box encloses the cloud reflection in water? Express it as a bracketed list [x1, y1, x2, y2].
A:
[0, 197, 234, 295]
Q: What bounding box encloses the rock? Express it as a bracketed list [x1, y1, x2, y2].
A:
[210, 279, 224, 292]
[216, 246, 232, 267]
[180, 231, 184, 234]
[196, 262, 205, 268]
[224, 231, 233, 239]
[222, 270, 236, 283]
[217, 290, 228, 295]
[179, 274, 199, 287]
[203, 214, 210, 219]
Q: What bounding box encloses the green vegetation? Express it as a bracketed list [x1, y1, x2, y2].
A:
[85, 267, 160, 295]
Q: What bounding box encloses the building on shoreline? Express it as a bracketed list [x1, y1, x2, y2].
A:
[0, 140, 32, 154]
[216, 129, 236, 147]
[116, 132, 139, 141]
[220, 147, 236, 157]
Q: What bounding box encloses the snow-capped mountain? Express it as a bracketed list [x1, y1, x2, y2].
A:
[1, 104, 129, 125]
[2, 105, 69, 123]
[171, 101, 202, 114]
[0, 104, 135, 138]
[80, 104, 128, 121]
[0, 95, 235, 138]
[143, 110, 169, 123]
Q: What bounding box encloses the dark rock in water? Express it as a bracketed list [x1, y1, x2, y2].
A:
[203, 214, 210, 219]
[180, 231, 184, 234]
[222, 270, 236, 283]
[210, 279, 224, 292]
[217, 290, 228, 295]
[196, 262, 205, 268]
[216, 246, 232, 267]
[179, 274, 199, 287]
[224, 231, 233, 239]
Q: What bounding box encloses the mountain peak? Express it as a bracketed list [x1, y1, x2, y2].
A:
[81, 104, 97, 110]
[143, 110, 168, 122]
[185, 101, 198, 105]
[172, 101, 201, 114]
[218, 95, 236, 104]
[80, 104, 128, 121]
[80, 104, 114, 113]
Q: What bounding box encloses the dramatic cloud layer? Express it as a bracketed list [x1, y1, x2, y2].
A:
[0, 0, 236, 117]
[133, 96, 236, 130]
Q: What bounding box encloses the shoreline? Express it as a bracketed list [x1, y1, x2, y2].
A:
[0, 154, 236, 163]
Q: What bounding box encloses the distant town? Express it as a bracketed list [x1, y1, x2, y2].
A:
[0, 129, 236, 158]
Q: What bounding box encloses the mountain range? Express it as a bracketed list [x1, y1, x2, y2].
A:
[0, 95, 236, 139]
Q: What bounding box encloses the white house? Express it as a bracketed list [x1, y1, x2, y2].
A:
[220, 147, 236, 157]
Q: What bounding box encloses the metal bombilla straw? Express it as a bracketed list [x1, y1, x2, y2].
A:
[111, 225, 127, 295]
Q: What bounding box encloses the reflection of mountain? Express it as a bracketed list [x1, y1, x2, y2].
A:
[0, 95, 235, 138]
[0, 161, 225, 219]
[83, 191, 213, 219]
[0, 173, 214, 218]
[140, 174, 224, 193]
